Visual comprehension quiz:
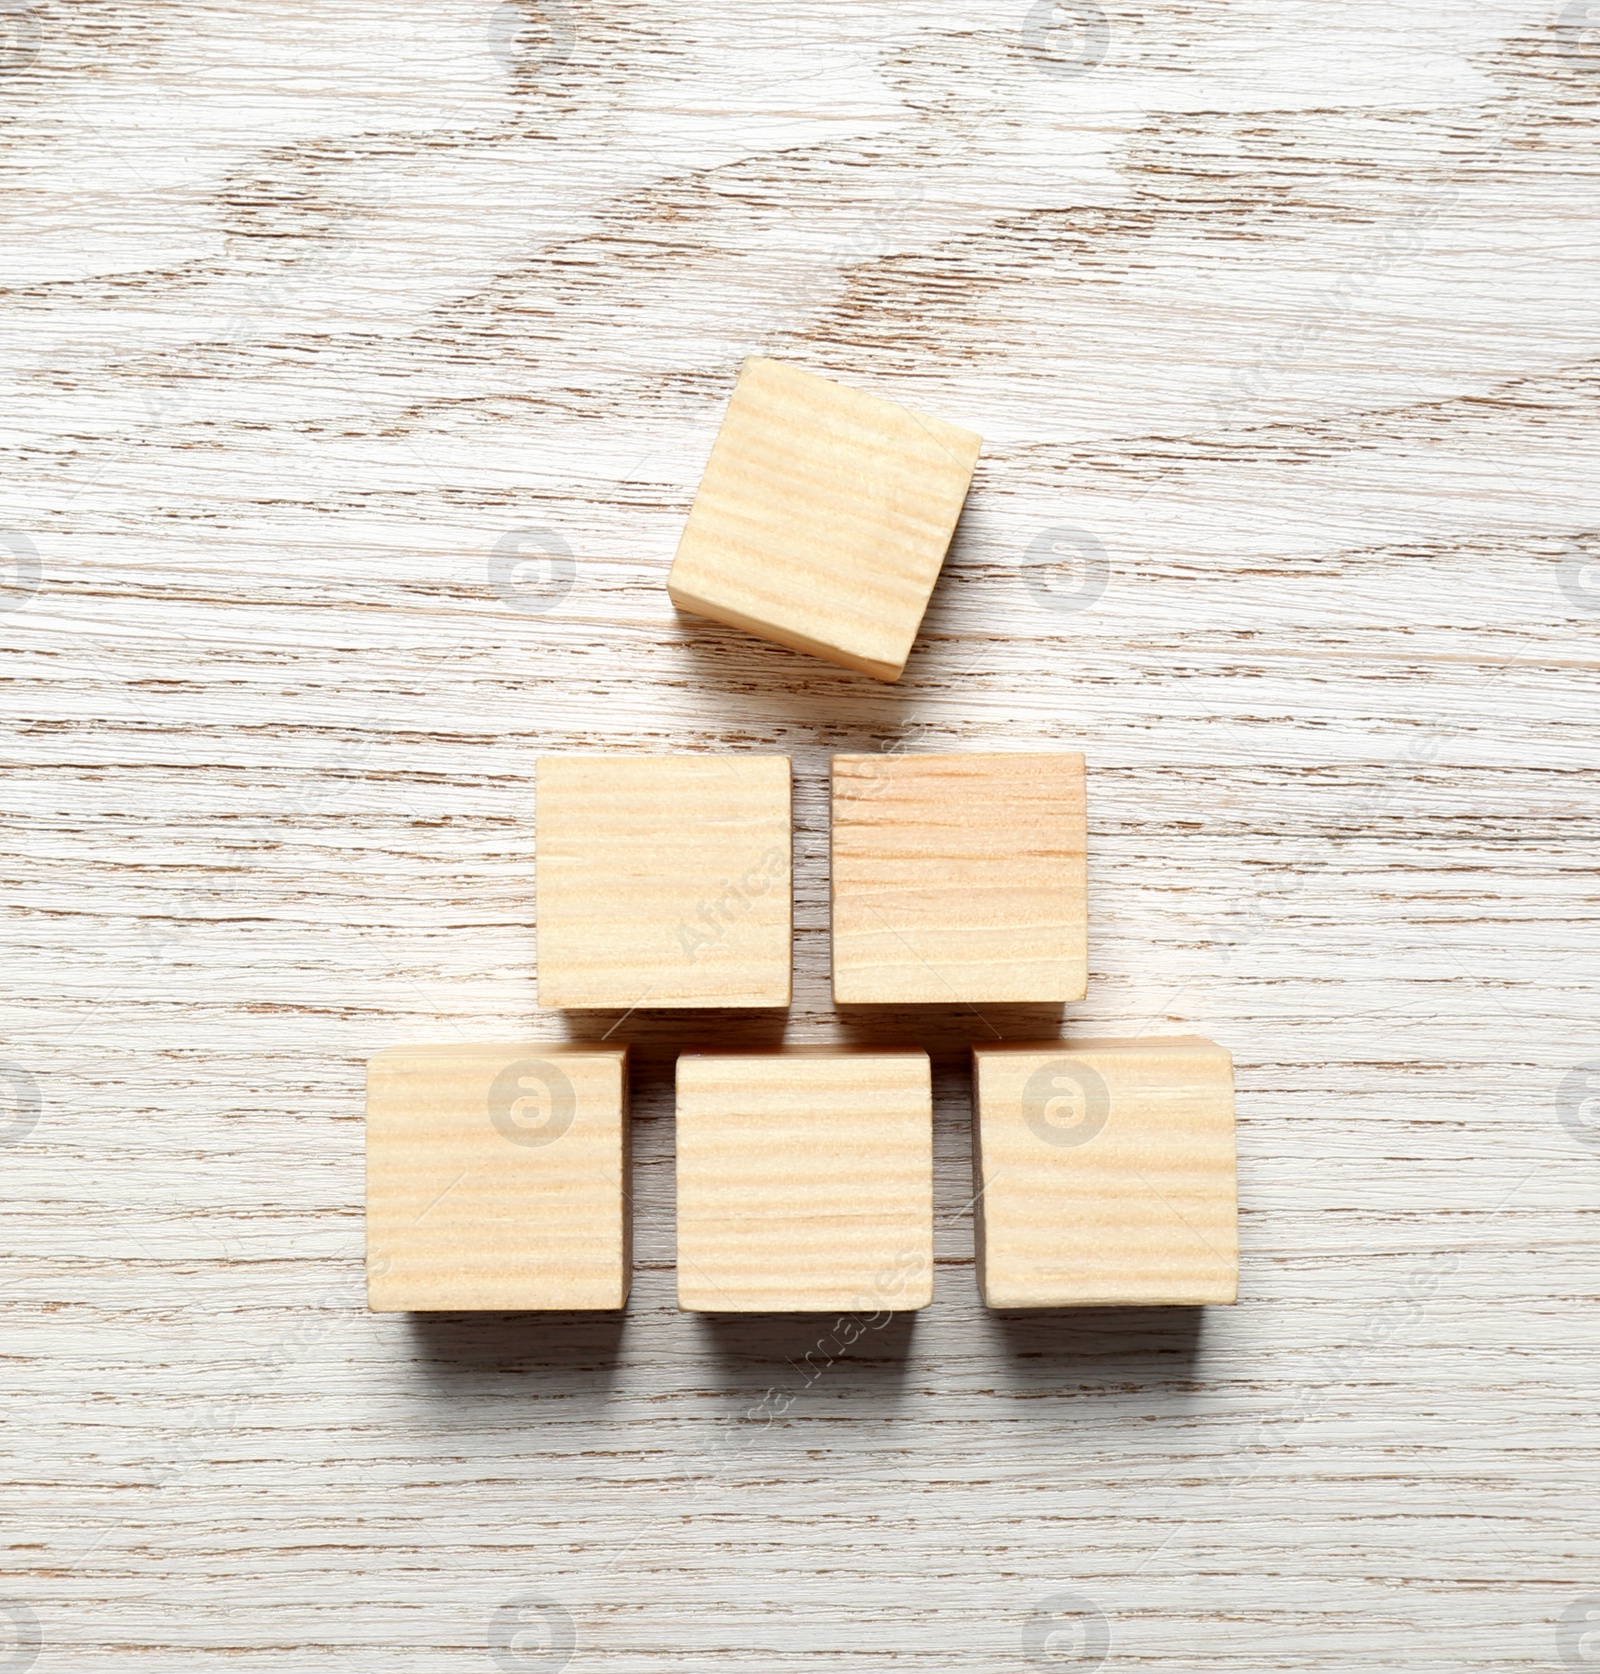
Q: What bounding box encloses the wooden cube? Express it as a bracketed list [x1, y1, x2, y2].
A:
[366, 1042, 630, 1311]
[675, 1049, 934, 1312]
[830, 751, 1088, 1004]
[971, 1036, 1237, 1308]
[536, 754, 791, 1009]
[666, 357, 982, 683]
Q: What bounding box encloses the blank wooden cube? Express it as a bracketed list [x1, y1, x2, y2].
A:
[675, 1049, 934, 1312]
[971, 1036, 1237, 1308]
[667, 357, 982, 683]
[366, 1042, 629, 1311]
[831, 751, 1087, 1004]
[536, 754, 791, 1010]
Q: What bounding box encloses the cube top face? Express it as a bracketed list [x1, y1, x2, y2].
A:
[365, 1042, 630, 1312]
[674, 1049, 935, 1313]
[972, 1036, 1237, 1308]
[536, 754, 792, 1010]
[666, 358, 982, 684]
[830, 751, 1088, 1005]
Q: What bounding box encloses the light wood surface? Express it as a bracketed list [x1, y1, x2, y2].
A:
[972, 1035, 1237, 1307]
[675, 1049, 934, 1312]
[6, 0, 1597, 1667]
[830, 751, 1088, 1003]
[366, 1042, 631, 1311]
[666, 357, 981, 682]
[535, 753, 791, 1009]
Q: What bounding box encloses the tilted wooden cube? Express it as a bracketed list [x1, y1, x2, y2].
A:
[675, 1049, 934, 1312]
[971, 1036, 1237, 1308]
[366, 1042, 630, 1311]
[830, 751, 1088, 1004]
[536, 754, 791, 1009]
[666, 357, 982, 683]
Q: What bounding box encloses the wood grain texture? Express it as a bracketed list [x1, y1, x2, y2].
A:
[534, 753, 791, 1008]
[972, 1035, 1237, 1307]
[830, 750, 1088, 1003]
[3, 0, 1598, 1667]
[674, 1048, 934, 1312]
[666, 357, 981, 681]
[365, 1042, 630, 1311]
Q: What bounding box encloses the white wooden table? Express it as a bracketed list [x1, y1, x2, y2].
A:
[5, 0, 1597, 1668]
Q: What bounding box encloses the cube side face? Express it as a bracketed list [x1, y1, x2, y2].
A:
[674, 1051, 934, 1312]
[831, 752, 1088, 1004]
[973, 1038, 1237, 1308]
[667, 358, 981, 683]
[365, 1044, 630, 1311]
[663, 579, 904, 684]
[535, 754, 792, 1009]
